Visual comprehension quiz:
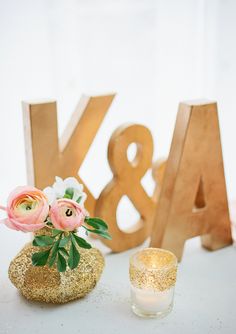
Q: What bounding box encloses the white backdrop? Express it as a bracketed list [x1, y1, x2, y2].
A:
[1, 3, 236, 332]
[0, 0, 236, 245]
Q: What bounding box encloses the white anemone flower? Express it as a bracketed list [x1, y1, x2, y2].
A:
[43, 176, 87, 206]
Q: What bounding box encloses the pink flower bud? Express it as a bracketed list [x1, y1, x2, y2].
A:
[1, 186, 49, 232]
[49, 199, 87, 231]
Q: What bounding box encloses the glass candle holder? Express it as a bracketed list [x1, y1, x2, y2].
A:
[129, 248, 178, 318]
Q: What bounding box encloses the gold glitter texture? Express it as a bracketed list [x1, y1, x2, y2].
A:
[129, 248, 177, 292]
[9, 240, 105, 304]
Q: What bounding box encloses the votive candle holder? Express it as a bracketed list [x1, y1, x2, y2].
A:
[129, 248, 178, 318]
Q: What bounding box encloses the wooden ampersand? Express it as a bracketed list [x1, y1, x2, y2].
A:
[150, 100, 233, 261]
[23, 94, 115, 215]
[95, 124, 156, 252]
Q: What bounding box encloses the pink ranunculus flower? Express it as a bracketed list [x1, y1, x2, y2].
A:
[1, 186, 49, 232]
[49, 199, 87, 231]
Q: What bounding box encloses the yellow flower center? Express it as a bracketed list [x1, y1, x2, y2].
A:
[15, 197, 39, 215]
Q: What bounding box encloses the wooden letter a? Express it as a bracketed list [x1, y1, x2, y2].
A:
[150, 100, 233, 260]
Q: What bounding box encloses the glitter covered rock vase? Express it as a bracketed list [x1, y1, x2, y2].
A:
[8, 229, 105, 303]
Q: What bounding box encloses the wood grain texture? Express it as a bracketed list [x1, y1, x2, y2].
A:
[152, 159, 166, 202]
[22, 94, 115, 216]
[150, 100, 233, 261]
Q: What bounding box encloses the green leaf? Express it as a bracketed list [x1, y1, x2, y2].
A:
[48, 239, 60, 267]
[57, 252, 67, 272]
[76, 196, 82, 203]
[86, 217, 108, 230]
[71, 233, 92, 249]
[64, 187, 74, 199]
[94, 230, 112, 240]
[82, 226, 112, 240]
[52, 229, 62, 237]
[59, 235, 70, 248]
[32, 235, 54, 247]
[68, 243, 80, 270]
[85, 220, 101, 230]
[32, 249, 51, 266]
[59, 247, 69, 257]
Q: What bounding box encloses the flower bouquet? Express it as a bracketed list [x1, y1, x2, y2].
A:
[0, 177, 111, 303]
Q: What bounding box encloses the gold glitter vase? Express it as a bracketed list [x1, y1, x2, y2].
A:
[8, 228, 105, 303]
[129, 248, 177, 318]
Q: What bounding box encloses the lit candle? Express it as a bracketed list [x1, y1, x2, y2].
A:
[129, 248, 178, 318]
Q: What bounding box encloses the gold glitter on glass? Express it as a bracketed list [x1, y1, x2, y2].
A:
[129, 248, 177, 292]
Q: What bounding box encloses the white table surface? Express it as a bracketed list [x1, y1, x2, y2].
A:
[0, 228, 236, 334]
